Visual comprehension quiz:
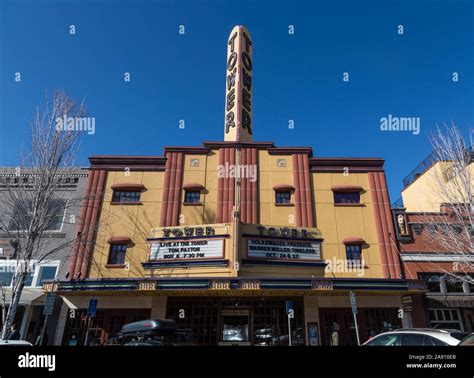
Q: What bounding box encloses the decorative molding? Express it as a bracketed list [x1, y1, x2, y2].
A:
[111, 183, 145, 191]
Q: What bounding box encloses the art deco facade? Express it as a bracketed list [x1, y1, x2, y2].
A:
[45, 26, 426, 346]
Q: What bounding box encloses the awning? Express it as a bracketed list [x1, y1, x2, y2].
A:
[2, 288, 46, 305]
[426, 293, 474, 308]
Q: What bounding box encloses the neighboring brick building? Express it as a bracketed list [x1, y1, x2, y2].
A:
[393, 151, 474, 332]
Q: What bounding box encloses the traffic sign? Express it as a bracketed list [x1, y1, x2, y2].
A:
[87, 299, 98, 318]
[349, 291, 357, 314]
[285, 300, 293, 315]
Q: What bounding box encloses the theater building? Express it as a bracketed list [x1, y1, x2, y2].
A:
[47, 26, 426, 346]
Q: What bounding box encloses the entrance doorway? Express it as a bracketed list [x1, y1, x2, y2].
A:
[219, 309, 251, 345]
[166, 297, 305, 345]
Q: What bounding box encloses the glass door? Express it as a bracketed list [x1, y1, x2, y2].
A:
[219, 309, 251, 345]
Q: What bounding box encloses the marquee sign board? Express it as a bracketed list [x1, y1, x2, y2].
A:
[247, 238, 322, 261]
[224, 25, 253, 142]
[150, 239, 225, 261]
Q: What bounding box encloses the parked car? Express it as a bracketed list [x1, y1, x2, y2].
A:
[0, 340, 33, 346]
[363, 328, 464, 346]
[118, 319, 198, 346]
[458, 333, 474, 346]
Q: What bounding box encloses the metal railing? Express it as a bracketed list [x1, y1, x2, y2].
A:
[402, 152, 438, 188]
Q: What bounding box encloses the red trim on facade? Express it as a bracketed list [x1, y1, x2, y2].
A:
[216, 148, 224, 223]
[164, 146, 210, 154]
[107, 237, 132, 244]
[343, 237, 365, 245]
[67, 171, 93, 278]
[111, 183, 145, 191]
[223, 148, 230, 223]
[171, 153, 184, 226]
[251, 148, 258, 224]
[378, 172, 402, 278]
[302, 154, 314, 228]
[229, 147, 236, 223]
[68, 169, 108, 280]
[89, 156, 166, 171]
[159, 153, 172, 227]
[165, 153, 176, 227]
[182, 183, 205, 191]
[246, 148, 252, 223]
[310, 157, 384, 173]
[292, 154, 314, 227]
[73, 170, 98, 278]
[368, 172, 390, 279]
[203, 141, 274, 149]
[375, 172, 396, 278]
[292, 155, 302, 227]
[241, 148, 247, 223]
[80, 169, 106, 278]
[160, 152, 184, 227]
[268, 147, 312, 156]
[298, 155, 308, 227]
[273, 185, 295, 192]
[330, 185, 363, 193]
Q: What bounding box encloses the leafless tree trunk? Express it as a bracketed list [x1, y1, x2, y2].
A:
[422, 124, 474, 285]
[0, 91, 85, 339]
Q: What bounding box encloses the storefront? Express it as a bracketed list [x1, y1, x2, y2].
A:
[52, 275, 423, 346]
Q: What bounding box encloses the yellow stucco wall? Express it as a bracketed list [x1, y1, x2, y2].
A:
[401, 161, 474, 212]
[88, 149, 387, 280]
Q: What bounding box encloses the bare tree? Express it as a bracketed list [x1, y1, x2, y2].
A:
[421, 124, 474, 285]
[0, 91, 85, 339]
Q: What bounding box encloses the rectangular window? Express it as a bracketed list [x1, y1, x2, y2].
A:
[184, 191, 200, 204]
[0, 271, 14, 286]
[8, 199, 66, 231]
[428, 308, 464, 331]
[275, 191, 291, 204]
[45, 199, 67, 231]
[112, 191, 141, 203]
[345, 245, 362, 263]
[38, 266, 58, 286]
[334, 192, 360, 204]
[107, 244, 127, 265]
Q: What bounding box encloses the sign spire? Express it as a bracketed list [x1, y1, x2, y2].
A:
[224, 25, 253, 142]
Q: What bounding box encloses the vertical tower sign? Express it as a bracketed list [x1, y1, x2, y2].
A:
[224, 25, 253, 142]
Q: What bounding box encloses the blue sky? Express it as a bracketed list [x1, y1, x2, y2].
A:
[1, 0, 473, 201]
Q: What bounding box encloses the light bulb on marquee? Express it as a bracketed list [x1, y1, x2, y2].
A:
[224, 25, 253, 142]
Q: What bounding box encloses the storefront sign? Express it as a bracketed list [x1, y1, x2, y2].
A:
[247, 238, 321, 261]
[224, 25, 253, 142]
[137, 281, 156, 291]
[161, 226, 215, 238]
[254, 226, 321, 239]
[240, 281, 260, 290]
[312, 280, 333, 291]
[150, 239, 224, 261]
[42, 282, 59, 292]
[210, 281, 230, 290]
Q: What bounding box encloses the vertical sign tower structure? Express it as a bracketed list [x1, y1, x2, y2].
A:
[224, 25, 253, 142]
[224, 26, 253, 275]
